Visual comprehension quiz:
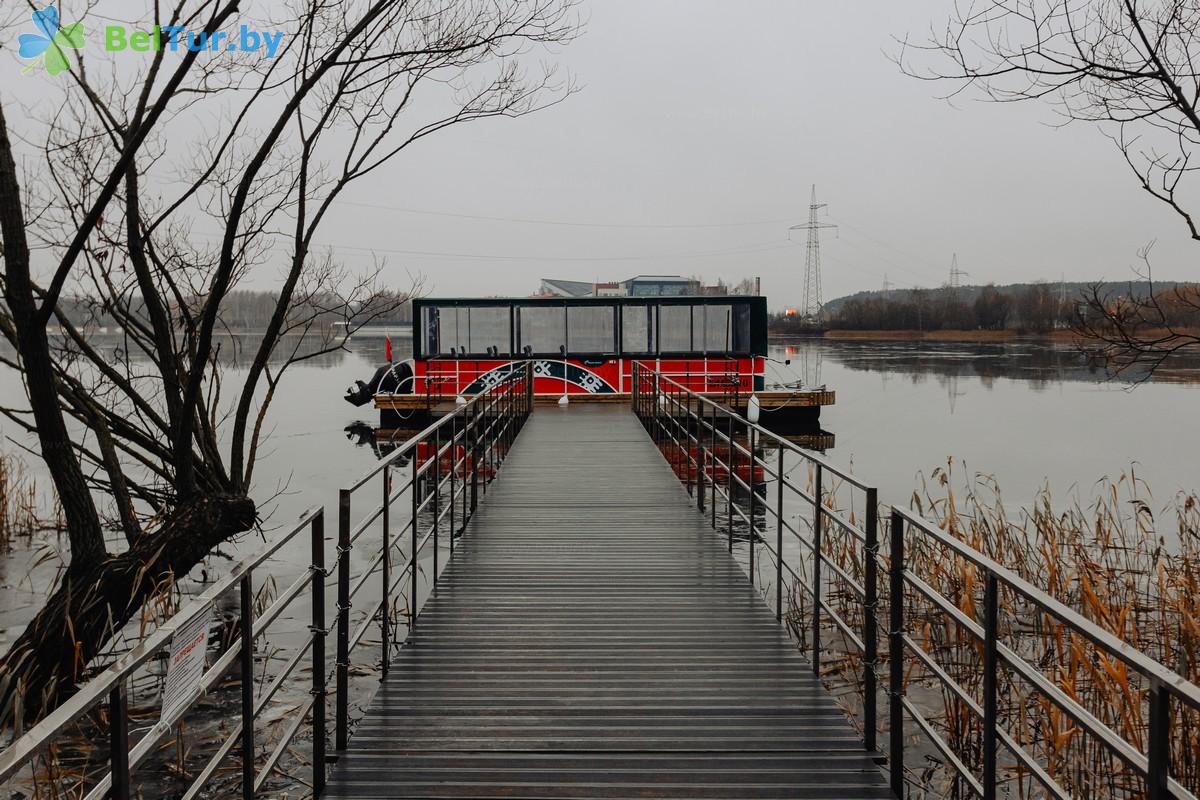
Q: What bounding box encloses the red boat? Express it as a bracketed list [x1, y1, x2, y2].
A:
[346, 295, 834, 430]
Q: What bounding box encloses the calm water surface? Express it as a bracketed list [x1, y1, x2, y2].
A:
[773, 338, 1200, 504]
[1, 334, 1197, 629]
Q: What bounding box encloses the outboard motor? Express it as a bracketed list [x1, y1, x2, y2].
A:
[345, 359, 414, 406]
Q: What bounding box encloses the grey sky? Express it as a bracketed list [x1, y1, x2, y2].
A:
[7, 0, 1197, 308]
[318, 0, 1197, 306]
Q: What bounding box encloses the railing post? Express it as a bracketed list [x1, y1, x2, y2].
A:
[710, 402, 717, 530]
[433, 423, 440, 588]
[469, 401, 479, 513]
[1147, 680, 1171, 800]
[450, 413, 457, 554]
[698, 448, 706, 512]
[983, 571, 998, 800]
[310, 510, 327, 797]
[863, 487, 879, 755]
[482, 392, 490, 497]
[239, 573, 255, 799]
[685, 392, 693, 496]
[776, 447, 784, 623]
[381, 466, 391, 677]
[726, 410, 734, 553]
[888, 508, 906, 797]
[811, 464, 823, 675]
[335, 489, 351, 752]
[410, 449, 419, 629]
[526, 359, 534, 411]
[748, 429, 756, 581]
[108, 681, 131, 800]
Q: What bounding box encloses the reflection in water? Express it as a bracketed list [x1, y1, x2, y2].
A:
[798, 337, 1200, 387]
[772, 337, 1200, 502]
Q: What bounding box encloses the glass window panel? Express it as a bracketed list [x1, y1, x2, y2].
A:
[704, 304, 734, 351]
[421, 305, 440, 356]
[621, 305, 654, 353]
[733, 304, 752, 354]
[568, 305, 615, 353]
[659, 304, 692, 352]
[436, 307, 468, 355]
[467, 305, 511, 355]
[519, 305, 566, 354]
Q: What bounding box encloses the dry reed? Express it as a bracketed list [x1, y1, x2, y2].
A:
[802, 461, 1200, 799]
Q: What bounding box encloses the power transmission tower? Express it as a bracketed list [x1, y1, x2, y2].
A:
[948, 253, 969, 289]
[789, 185, 837, 322]
[882, 274, 893, 298]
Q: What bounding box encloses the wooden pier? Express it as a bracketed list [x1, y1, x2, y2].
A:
[324, 406, 889, 799]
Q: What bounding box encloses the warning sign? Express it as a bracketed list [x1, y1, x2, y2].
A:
[160, 606, 211, 726]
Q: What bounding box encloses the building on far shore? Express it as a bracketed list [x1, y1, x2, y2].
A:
[536, 275, 704, 298]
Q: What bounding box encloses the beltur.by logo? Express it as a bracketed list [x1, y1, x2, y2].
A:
[18, 7, 84, 76]
[15, 5, 286, 77]
[105, 24, 285, 57]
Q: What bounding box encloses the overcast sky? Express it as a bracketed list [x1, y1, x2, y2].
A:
[312, 0, 1197, 306]
[8, 0, 1199, 308]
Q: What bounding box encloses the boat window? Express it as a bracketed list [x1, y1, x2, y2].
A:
[421, 305, 473, 355]
[658, 304, 692, 352]
[466, 305, 511, 355]
[519, 305, 566, 354]
[733, 303, 752, 354]
[568, 305, 616, 353]
[621, 305, 654, 353]
[421, 305, 440, 356]
[696, 304, 734, 352]
[432, 306, 467, 355]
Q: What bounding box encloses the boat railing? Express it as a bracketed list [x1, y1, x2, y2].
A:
[631, 361, 1200, 800]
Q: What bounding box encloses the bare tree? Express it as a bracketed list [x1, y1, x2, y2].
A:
[901, 1, 1200, 370]
[0, 0, 577, 722]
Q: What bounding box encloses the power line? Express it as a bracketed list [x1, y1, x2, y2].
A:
[192, 230, 803, 263]
[335, 200, 793, 230]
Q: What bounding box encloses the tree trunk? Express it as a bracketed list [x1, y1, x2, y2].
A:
[0, 494, 256, 724]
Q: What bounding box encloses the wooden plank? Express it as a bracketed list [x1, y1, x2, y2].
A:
[324, 406, 889, 799]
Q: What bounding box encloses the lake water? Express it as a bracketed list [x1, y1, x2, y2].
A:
[2, 333, 1197, 622]
[782, 338, 1200, 506]
[1, 333, 1197, 793]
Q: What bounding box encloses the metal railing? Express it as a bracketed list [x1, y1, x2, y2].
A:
[0, 362, 532, 799]
[632, 361, 1200, 800]
[0, 507, 328, 800]
[329, 360, 532, 750]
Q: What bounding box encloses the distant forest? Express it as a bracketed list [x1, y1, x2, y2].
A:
[49, 290, 414, 331]
[774, 281, 1200, 334]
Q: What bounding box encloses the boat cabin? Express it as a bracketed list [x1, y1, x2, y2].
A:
[411, 296, 768, 398]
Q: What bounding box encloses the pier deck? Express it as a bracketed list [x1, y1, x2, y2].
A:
[324, 405, 890, 799]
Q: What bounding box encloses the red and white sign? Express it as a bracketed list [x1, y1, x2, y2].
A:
[160, 606, 211, 726]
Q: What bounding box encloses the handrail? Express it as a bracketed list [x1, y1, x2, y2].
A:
[631, 361, 1200, 800]
[0, 506, 327, 800]
[329, 360, 532, 752]
[0, 362, 533, 800]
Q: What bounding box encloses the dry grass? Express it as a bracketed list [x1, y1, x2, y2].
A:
[802, 461, 1200, 798]
[0, 452, 64, 548]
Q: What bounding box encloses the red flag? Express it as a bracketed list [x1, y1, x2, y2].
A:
[385, 335, 393, 362]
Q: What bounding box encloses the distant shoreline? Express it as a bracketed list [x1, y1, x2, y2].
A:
[770, 329, 1080, 343]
